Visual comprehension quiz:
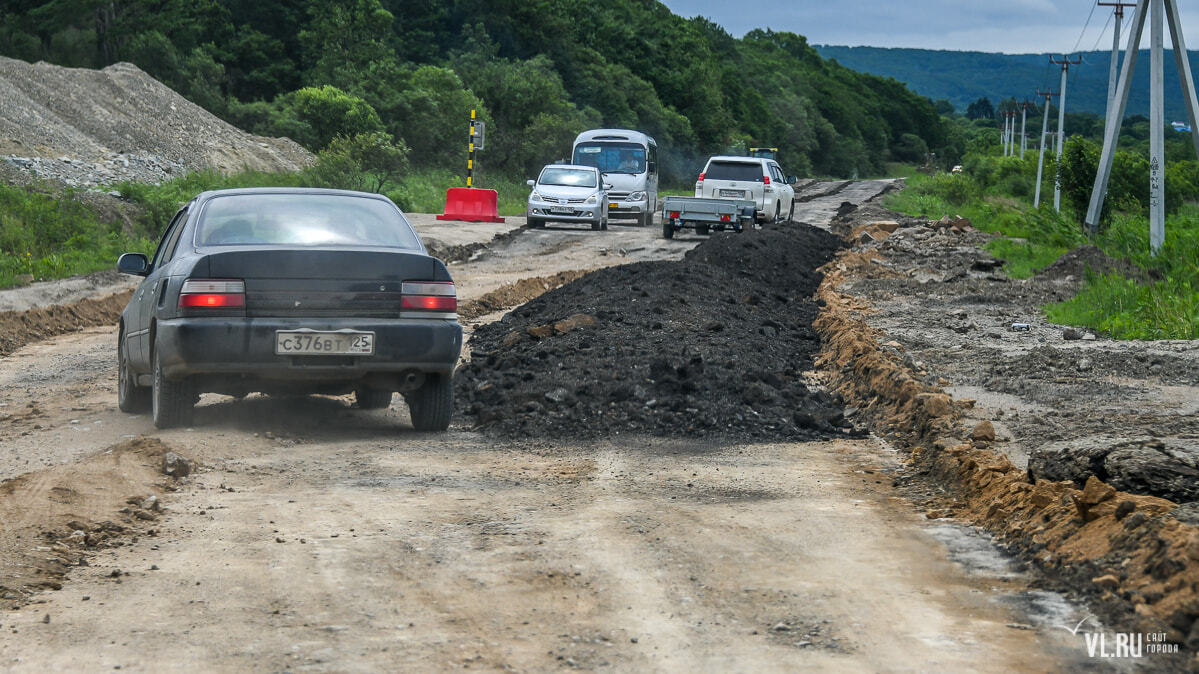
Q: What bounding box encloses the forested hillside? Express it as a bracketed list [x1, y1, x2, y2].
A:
[814, 45, 1199, 121]
[0, 0, 945, 181]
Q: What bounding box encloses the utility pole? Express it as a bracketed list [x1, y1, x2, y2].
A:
[1001, 111, 1009, 155]
[1085, 0, 1199, 253]
[1035, 91, 1060, 208]
[1020, 102, 1030, 159]
[1100, 3, 1138, 119]
[1050, 56, 1082, 211]
[1007, 111, 1016, 156]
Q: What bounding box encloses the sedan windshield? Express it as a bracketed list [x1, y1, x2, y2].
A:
[573, 142, 646, 174]
[538, 168, 598, 188]
[196, 194, 421, 248]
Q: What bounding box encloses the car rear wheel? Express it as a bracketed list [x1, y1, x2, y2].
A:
[405, 373, 453, 431]
[152, 346, 195, 429]
[355, 386, 392, 410]
[786, 201, 795, 223]
[117, 331, 150, 413]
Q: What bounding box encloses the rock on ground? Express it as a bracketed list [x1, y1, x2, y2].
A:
[1030, 436, 1199, 504]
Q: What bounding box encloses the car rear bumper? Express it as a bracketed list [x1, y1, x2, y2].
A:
[155, 317, 462, 381]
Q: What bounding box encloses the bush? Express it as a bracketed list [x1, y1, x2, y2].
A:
[914, 173, 980, 206]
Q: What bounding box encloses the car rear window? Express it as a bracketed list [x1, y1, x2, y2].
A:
[705, 161, 765, 182]
[196, 194, 421, 249]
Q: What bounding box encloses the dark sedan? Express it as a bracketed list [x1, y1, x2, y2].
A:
[116, 188, 462, 431]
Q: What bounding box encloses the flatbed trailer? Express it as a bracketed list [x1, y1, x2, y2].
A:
[660, 196, 755, 239]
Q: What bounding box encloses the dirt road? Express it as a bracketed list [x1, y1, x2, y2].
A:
[1, 185, 1099, 671]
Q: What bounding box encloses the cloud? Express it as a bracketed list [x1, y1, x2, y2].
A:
[660, 1, 1199, 54]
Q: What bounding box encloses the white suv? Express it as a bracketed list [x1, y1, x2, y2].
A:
[694, 156, 797, 222]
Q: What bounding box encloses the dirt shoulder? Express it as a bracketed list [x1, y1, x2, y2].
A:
[819, 192, 1199, 667]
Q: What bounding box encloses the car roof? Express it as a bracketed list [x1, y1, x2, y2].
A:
[706, 156, 769, 165]
[192, 187, 395, 205]
[540, 164, 598, 173]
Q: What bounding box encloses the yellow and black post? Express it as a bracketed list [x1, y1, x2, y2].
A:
[467, 109, 476, 188]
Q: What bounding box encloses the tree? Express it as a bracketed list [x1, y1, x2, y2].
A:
[966, 97, 995, 121]
[284, 85, 384, 150]
[308, 131, 409, 192]
[299, 0, 395, 86]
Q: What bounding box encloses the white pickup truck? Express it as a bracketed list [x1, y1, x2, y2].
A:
[694, 156, 797, 223]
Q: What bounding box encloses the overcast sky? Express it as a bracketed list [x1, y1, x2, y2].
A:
[659, 0, 1199, 54]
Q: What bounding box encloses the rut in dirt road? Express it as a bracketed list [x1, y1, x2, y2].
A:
[456, 224, 853, 440]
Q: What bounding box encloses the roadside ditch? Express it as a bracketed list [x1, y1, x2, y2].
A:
[817, 195, 1198, 665]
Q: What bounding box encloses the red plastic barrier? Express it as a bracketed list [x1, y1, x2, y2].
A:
[436, 188, 506, 223]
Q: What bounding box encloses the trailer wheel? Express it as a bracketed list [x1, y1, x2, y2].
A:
[662, 220, 674, 239]
[696, 224, 710, 236]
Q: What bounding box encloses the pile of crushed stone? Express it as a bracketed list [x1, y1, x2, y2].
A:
[454, 225, 854, 440]
[0, 57, 310, 183]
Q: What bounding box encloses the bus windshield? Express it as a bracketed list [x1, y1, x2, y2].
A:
[573, 142, 646, 175]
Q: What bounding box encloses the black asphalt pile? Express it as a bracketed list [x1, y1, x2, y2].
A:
[454, 225, 852, 440]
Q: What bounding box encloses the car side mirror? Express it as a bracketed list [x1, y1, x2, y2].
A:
[526, 179, 535, 187]
[117, 252, 149, 276]
[787, 176, 798, 185]
[603, 183, 613, 191]
[648, 162, 657, 174]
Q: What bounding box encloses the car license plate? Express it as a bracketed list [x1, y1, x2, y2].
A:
[549, 207, 573, 214]
[275, 330, 374, 355]
[720, 189, 745, 198]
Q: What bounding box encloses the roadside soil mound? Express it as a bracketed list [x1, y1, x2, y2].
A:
[454, 225, 852, 440]
[1036, 245, 1159, 284]
[0, 437, 187, 609]
[0, 56, 311, 185]
[0, 289, 130, 357]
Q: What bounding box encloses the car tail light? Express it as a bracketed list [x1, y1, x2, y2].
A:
[720, 214, 731, 222]
[697, 173, 705, 182]
[179, 279, 245, 308]
[401, 281, 457, 318]
[763, 175, 771, 185]
[669, 211, 681, 219]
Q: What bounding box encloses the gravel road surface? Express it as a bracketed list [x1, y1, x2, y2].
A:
[0, 185, 1100, 671]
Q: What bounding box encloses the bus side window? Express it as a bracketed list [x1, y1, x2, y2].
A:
[648, 145, 658, 174]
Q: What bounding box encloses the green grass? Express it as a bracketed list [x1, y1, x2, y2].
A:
[0, 182, 154, 289]
[885, 170, 1198, 340]
[385, 169, 531, 216]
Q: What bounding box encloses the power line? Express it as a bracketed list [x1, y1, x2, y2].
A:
[1070, 0, 1101, 55]
[1087, 11, 1116, 56]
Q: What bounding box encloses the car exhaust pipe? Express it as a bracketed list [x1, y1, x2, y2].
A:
[399, 370, 425, 392]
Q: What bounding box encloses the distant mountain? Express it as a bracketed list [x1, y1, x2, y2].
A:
[813, 45, 1199, 121]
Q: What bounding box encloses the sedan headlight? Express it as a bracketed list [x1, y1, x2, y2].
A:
[628, 191, 646, 201]
[529, 190, 543, 201]
[585, 194, 598, 205]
